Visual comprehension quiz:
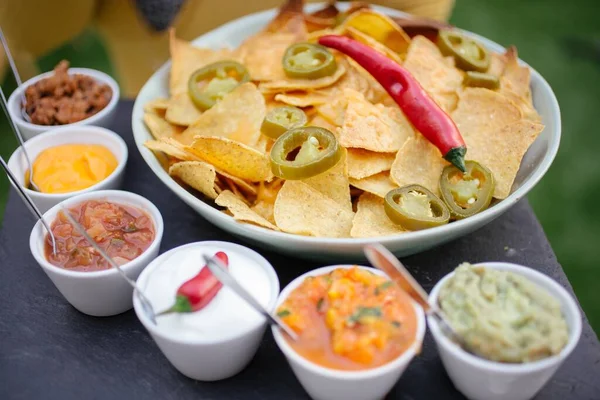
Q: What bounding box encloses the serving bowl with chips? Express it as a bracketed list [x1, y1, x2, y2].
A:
[132, 1, 560, 260]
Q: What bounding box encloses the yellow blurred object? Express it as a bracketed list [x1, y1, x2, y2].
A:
[0, 0, 454, 98]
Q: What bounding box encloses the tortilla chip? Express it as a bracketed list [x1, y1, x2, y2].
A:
[341, 9, 411, 55]
[351, 193, 406, 237]
[188, 136, 272, 182]
[169, 161, 219, 199]
[432, 92, 459, 114]
[315, 91, 349, 126]
[452, 88, 522, 136]
[390, 135, 448, 196]
[215, 190, 279, 230]
[488, 52, 507, 77]
[258, 62, 347, 94]
[501, 89, 542, 123]
[305, 4, 339, 32]
[144, 113, 184, 140]
[235, 33, 297, 82]
[347, 148, 395, 180]
[263, 0, 306, 38]
[501, 47, 531, 101]
[218, 171, 257, 196]
[252, 200, 276, 225]
[179, 83, 265, 147]
[165, 92, 202, 126]
[274, 180, 354, 237]
[274, 91, 330, 107]
[145, 138, 199, 161]
[144, 98, 170, 114]
[169, 29, 231, 95]
[339, 89, 412, 152]
[309, 114, 337, 132]
[349, 171, 398, 198]
[302, 148, 352, 212]
[344, 27, 404, 65]
[463, 120, 544, 199]
[403, 35, 463, 95]
[254, 179, 284, 222]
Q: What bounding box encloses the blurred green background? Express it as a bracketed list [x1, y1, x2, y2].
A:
[1, 0, 599, 333]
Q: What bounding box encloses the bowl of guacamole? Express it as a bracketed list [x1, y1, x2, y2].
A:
[427, 262, 582, 400]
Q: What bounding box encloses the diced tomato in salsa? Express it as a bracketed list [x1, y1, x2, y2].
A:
[277, 267, 418, 371]
[44, 200, 155, 272]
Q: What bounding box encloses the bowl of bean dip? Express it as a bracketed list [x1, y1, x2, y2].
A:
[428, 262, 582, 400]
[8, 60, 119, 140]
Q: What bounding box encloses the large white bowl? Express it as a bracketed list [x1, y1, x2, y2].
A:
[272, 265, 426, 400]
[8, 67, 119, 141]
[132, 3, 560, 260]
[428, 262, 581, 400]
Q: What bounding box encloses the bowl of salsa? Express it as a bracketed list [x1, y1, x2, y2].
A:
[272, 265, 426, 400]
[29, 190, 164, 316]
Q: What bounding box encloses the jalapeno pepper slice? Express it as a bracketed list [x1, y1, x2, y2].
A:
[282, 43, 338, 79]
[437, 30, 490, 72]
[270, 126, 342, 180]
[261, 106, 308, 139]
[439, 160, 495, 219]
[384, 185, 450, 231]
[188, 60, 250, 110]
[464, 71, 500, 90]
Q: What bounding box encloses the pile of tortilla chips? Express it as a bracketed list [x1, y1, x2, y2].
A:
[143, 0, 544, 238]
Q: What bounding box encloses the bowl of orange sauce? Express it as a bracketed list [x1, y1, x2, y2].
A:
[7, 125, 128, 213]
[272, 265, 425, 400]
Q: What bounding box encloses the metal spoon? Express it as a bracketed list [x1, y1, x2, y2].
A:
[0, 27, 31, 122]
[364, 243, 479, 356]
[0, 85, 39, 192]
[59, 205, 157, 324]
[202, 253, 298, 341]
[0, 156, 56, 254]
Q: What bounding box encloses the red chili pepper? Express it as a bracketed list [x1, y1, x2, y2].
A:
[158, 251, 229, 315]
[318, 35, 467, 172]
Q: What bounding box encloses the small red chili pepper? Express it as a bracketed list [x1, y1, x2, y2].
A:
[318, 35, 467, 172]
[158, 251, 229, 315]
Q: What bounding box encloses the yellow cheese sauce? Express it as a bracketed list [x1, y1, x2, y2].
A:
[31, 144, 118, 194]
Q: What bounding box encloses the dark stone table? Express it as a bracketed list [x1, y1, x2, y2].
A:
[1, 101, 599, 400]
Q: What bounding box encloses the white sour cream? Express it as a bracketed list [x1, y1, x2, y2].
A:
[142, 245, 272, 342]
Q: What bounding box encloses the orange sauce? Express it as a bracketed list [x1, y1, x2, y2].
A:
[278, 267, 417, 371]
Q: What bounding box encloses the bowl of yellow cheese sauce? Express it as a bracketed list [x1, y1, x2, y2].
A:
[8, 125, 128, 213]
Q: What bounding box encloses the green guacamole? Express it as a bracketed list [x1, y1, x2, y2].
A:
[438, 263, 569, 363]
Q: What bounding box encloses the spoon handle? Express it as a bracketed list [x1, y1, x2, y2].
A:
[364, 243, 431, 311]
[0, 156, 56, 253]
[202, 253, 298, 340]
[0, 85, 38, 191]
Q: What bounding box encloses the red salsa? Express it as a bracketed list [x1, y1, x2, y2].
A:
[45, 200, 155, 272]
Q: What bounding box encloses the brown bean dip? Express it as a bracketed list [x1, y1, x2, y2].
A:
[24, 61, 113, 125]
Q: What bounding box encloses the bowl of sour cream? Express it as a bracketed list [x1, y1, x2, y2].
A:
[133, 241, 279, 381]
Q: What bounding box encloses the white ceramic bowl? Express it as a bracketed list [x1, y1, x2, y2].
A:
[272, 265, 426, 400]
[8, 67, 120, 140]
[8, 125, 128, 213]
[133, 241, 280, 381]
[132, 3, 560, 260]
[428, 262, 582, 400]
[29, 190, 164, 317]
